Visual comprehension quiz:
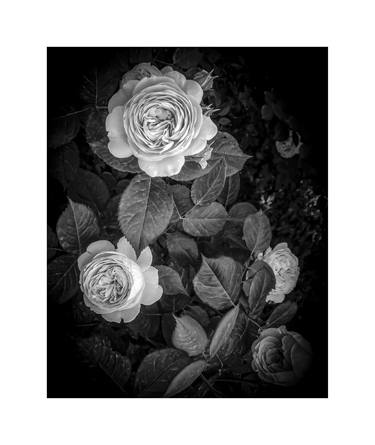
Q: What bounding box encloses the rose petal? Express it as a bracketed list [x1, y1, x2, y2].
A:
[184, 116, 217, 156]
[87, 240, 115, 256]
[183, 79, 203, 104]
[266, 290, 285, 303]
[184, 137, 207, 156]
[108, 137, 132, 158]
[165, 71, 186, 89]
[77, 251, 93, 271]
[138, 154, 185, 177]
[105, 106, 126, 139]
[141, 266, 163, 305]
[137, 246, 153, 271]
[132, 76, 176, 96]
[199, 115, 218, 140]
[117, 236, 137, 262]
[102, 304, 141, 323]
[160, 66, 174, 74]
[108, 90, 128, 113]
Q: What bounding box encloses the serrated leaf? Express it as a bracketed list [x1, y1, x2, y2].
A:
[264, 300, 298, 328]
[49, 142, 80, 189]
[171, 160, 214, 181]
[48, 112, 80, 149]
[223, 202, 258, 249]
[156, 265, 188, 296]
[56, 200, 100, 254]
[135, 348, 191, 397]
[182, 202, 227, 237]
[229, 202, 258, 220]
[170, 184, 194, 223]
[191, 159, 226, 206]
[47, 254, 79, 303]
[166, 232, 199, 267]
[243, 211, 272, 256]
[118, 174, 173, 254]
[209, 305, 240, 358]
[210, 132, 250, 176]
[243, 260, 276, 316]
[217, 310, 249, 362]
[218, 173, 240, 207]
[172, 315, 208, 357]
[193, 255, 243, 310]
[68, 168, 110, 212]
[80, 66, 120, 106]
[47, 225, 59, 260]
[164, 359, 207, 397]
[77, 335, 131, 391]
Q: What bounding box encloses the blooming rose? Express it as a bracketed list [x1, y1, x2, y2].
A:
[275, 130, 303, 158]
[262, 242, 300, 303]
[251, 326, 312, 386]
[106, 63, 217, 177]
[77, 237, 162, 323]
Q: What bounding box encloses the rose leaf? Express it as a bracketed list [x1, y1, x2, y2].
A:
[47, 254, 79, 304]
[164, 359, 207, 397]
[243, 260, 276, 316]
[182, 202, 228, 237]
[118, 174, 174, 255]
[135, 348, 192, 397]
[210, 132, 250, 177]
[209, 305, 240, 358]
[193, 255, 243, 310]
[56, 199, 100, 254]
[243, 210, 272, 256]
[77, 335, 131, 392]
[191, 158, 226, 206]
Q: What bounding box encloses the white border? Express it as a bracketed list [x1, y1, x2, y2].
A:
[1, 1, 375, 444]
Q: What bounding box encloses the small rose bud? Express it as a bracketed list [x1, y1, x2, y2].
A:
[172, 315, 208, 357]
[193, 69, 217, 91]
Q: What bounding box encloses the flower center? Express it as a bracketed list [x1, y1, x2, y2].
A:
[124, 86, 196, 157]
[143, 106, 175, 146]
[82, 252, 134, 308]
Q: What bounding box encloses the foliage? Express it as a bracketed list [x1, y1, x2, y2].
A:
[48, 47, 327, 398]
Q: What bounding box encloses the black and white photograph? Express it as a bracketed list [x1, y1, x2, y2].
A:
[2, 2, 375, 444]
[47, 47, 327, 398]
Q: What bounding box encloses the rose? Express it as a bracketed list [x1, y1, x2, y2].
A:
[251, 326, 312, 386]
[106, 63, 217, 177]
[77, 236, 162, 323]
[275, 130, 303, 158]
[261, 242, 300, 303]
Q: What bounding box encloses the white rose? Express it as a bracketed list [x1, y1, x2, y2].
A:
[262, 242, 300, 303]
[77, 237, 162, 323]
[106, 64, 217, 177]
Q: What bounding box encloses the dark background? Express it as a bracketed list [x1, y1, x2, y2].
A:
[48, 47, 327, 397]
